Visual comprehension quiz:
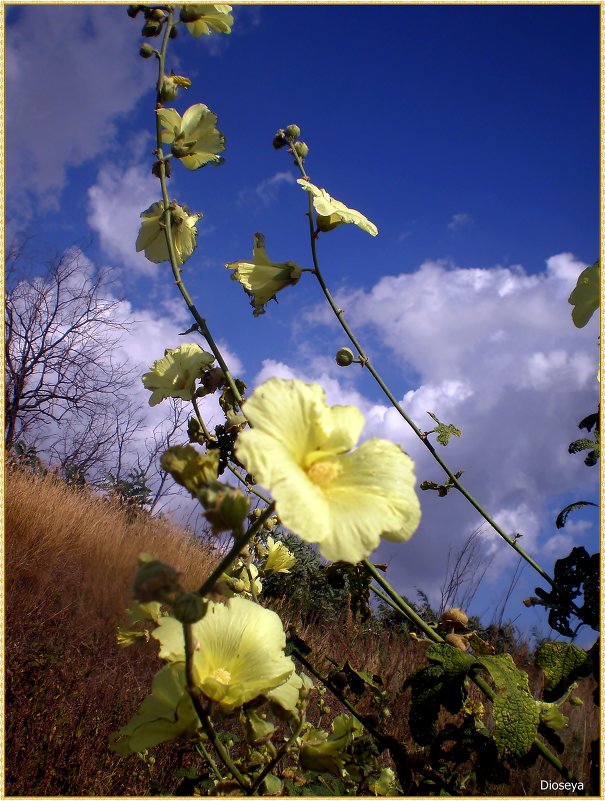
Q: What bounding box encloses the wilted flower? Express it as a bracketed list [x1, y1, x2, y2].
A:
[180, 4, 233, 36]
[142, 344, 214, 406]
[136, 201, 202, 266]
[297, 179, 378, 236]
[157, 104, 225, 170]
[263, 536, 296, 575]
[152, 597, 294, 712]
[568, 260, 600, 328]
[369, 767, 399, 796]
[226, 233, 302, 316]
[236, 378, 421, 563]
[299, 714, 363, 775]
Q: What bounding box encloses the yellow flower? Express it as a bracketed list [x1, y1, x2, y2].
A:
[236, 379, 421, 563]
[136, 201, 202, 266]
[180, 4, 234, 36]
[266, 671, 303, 711]
[142, 343, 214, 406]
[226, 233, 302, 317]
[297, 179, 378, 236]
[263, 536, 296, 575]
[157, 104, 225, 170]
[152, 597, 294, 712]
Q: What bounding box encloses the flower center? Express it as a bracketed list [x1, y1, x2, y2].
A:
[306, 459, 342, 487]
[209, 667, 232, 685]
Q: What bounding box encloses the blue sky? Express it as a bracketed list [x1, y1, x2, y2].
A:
[6, 4, 601, 642]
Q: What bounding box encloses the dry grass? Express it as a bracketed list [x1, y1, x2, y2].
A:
[5, 466, 599, 796]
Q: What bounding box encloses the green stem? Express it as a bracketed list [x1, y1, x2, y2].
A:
[195, 740, 222, 781]
[290, 150, 557, 591]
[153, 13, 244, 413]
[363, 560, 443, 642]
[248, 714, 305, 795]
[195, 502, 275, 596]
[191, 396, 215, 442]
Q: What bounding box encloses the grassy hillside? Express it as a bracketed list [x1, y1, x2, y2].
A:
[5, 466, 598, 796]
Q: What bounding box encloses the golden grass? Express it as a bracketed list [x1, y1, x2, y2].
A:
[5, 466, 599, 796]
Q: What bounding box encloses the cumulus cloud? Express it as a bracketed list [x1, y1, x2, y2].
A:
[251, 253, 599, 623]
[6, 6, 149, 220]
[238, 171, 296, 205]
[448, 212, 474, 232]
[87, 162, 160, 275]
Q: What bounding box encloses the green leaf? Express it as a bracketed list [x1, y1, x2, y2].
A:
[404, 645, 474, 745]
[492, 689, 539, 759]
[427, 412, 462, 446]
[109, 664, 199, 755]
[475, 653, 531, 694]
[556, 500, 598, 529]
[262, 774, 283, 795]
[535, 642, 592, 702]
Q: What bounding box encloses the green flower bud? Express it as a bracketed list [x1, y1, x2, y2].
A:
[160, 76, 179, 102]
[293, 141, 309, 159]
[127, 5, 141, 18]
[285, 124, 301, 140]
[169, 24, 178, 39]
[142, 18, 162, 37]
[335, 347, 355, 367]
[172, 592, 207, 624]
[150, 8, 165, 21]
[569, 696, 583, 706]
[133, 554, 181, 603]
[272, 129, 287, 149]
[139, 42, 155, 58]
[205, 489, 251, 534]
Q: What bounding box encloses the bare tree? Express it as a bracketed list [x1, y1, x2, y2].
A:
[439, 526, 493, 614]
[5, 246, 135, 460]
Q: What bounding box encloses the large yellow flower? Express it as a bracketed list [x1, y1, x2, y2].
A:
[136, 201, 202, 266]
[157, 104, 225, 170]
[297, 179, 378, 237]
[236, 379, 421, 563]
[226, 233, 302, 316]
[142, 343, 214, 406]
[152, 597, 294, 712]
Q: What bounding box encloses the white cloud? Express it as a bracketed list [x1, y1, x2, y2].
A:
[6, 6, 149, 219]
[252, 253, 599, 620]
[238, 171, 296, 205]
[448, 212, 474, 232]
[87, 162, 160, 275]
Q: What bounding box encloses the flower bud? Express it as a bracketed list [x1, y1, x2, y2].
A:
[172, 592, 207, 624]
[151, 158, 171, 180]
[160, 76, 179, 102]
[439, 607, 469, 629]
[445, 633, 470, 651]
[272, 129, 287, 149]
[133, 554, 181, 603]
[127, 5, 141, 18]
[569, 696, 583, 706]
[335, 347, 355, 367]
[142, 18, 162, 37]
[169, 25, 178, 39]
[150, 8, 165, 20]
[285, 124, 301, 140]
[139, 42, 155, 58]
[293, 141, 309, 159]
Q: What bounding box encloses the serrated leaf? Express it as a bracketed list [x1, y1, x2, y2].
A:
[476, 653, 531, 694]
[492, 690, 539, 758]
[535, 642, 592, 702]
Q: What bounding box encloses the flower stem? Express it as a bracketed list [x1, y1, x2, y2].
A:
[153, 13, 244, 413]
[195, 502, 275, 596]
